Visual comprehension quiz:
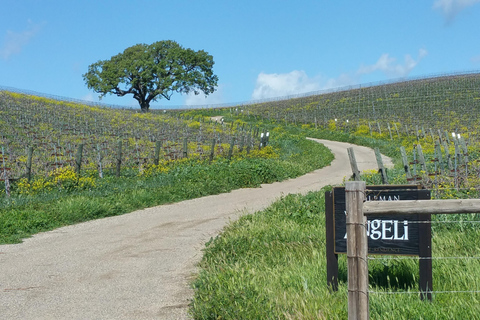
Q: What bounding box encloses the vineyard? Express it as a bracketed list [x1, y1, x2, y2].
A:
[240, 72, 480, 134]
[3, 72, 480, 198]
[0, 91, 268, 196]
[0, 90, 335, 244]
[225, 72, 480, 198]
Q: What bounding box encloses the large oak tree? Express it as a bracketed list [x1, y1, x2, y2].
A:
[83, 40, 218, 112]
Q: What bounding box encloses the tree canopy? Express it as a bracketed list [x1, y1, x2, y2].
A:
[83, 40, 218, 112]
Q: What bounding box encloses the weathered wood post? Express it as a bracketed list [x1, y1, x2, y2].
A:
[400, 146, 413, 182]
[442, 140, 453, 171]
[429, 128, 435, 142]
[227, 137, 235, 160]
[346, 181, 368, 320]
[183, 137, 188, 158]
[394, 123, 400, 138]
[437, 129, 443, 144]
[416, 144, 427, 173]
[239, 135, 245, 153]
[374, 147, 388, 184]
[116, 140, 122, 177]
[209, 138, 216, 163]
[75, 143, 84, 175]
[26, 146, 34, 182]
[387, 123, 393, 140]
[1, 146, 10, 197]
[434, 140, 443, 174]
[96, 144, 104, 179]
[347, 147, 361, 181]
[154, 140, 162, 166]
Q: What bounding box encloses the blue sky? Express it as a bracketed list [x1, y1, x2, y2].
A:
[1, 0, 480, 109]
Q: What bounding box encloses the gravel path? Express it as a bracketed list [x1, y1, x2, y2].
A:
[0, 139, 392, 320]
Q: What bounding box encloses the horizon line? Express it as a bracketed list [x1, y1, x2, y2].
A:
[1, 69, 479, 110]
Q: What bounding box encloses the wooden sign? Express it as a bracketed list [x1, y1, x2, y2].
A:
[325, 185, 432, 299]
[333, 185, 431, 255]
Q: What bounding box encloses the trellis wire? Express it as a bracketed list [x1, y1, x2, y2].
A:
[370, 290, 480, 295]
[366, 217, 480, 297]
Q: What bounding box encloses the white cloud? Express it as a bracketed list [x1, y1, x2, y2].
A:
[0, 20, 43, 60]
[433, 0, 480, 23]
[184, 85, 225, 106]
[82, 93, 96, 102]
[472, 55, 480, 63]
[249, 49, 428, 101]
[251, 70, 323, 100]
[323, 73, 357, 90]
[357, 49, 428, 78]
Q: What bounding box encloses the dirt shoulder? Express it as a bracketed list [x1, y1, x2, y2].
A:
[0, 139, 392, 320]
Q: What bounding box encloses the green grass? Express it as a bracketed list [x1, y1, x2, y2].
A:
[191, 190, 345, 319]
[0, 134, 333, 244]
[190, 188, 480, 319]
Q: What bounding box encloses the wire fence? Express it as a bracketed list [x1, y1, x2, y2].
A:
[367, 217, 480, 297]
[2, 70, 480, 111]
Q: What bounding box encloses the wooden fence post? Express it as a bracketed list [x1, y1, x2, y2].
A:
[374, 147, 388, 184]
[442, 140, 453, 171]
[96, 144, 104, 179]
[209, 138, 216, 163]
[1, 146, 10, 197]
[183, 137, 188, 158]
[416, 144, 427, 173]
[346, 181, 368, 320]
[154, 140, 162, 166]
[434, 140, 443, 174]
[429, 128, 435, 142]
[75, 144, 84, 175]
[246, 134, 252, 155]
[437, 129, 443, 144]
[239, 135, 245, 153]
[227, 137, 235, 160]
[394, 123, 400, 138]
[387, 123, 393, 140]
[26, 146, 34, 182]
[347, 147, 361, 181]
[400, 146, 413, 181]
[116, 140, 122, 177]
[444, 130, 450, 143]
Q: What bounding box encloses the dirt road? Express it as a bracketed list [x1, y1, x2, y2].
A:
[0, 139, 392, 320]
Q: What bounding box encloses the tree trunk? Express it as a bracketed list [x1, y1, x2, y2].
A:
[140, 100, 150, 112]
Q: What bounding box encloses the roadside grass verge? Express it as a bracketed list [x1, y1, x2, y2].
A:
[191, 188, 480, 319]
[191, 189, 346, 319]
[0, 134, 333, 244]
